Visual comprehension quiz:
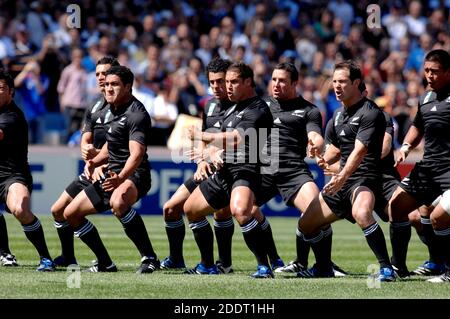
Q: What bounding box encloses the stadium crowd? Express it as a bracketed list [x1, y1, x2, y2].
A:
[0, 0, 449, 146]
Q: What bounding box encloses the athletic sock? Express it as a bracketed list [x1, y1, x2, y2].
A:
[363, 222, 391, 268]
[241, 218, 269, 267]
[54, 220, 75, 260]
[214, 217, 234, 267]
[165, 217, 185, 262]
[259, 217, 280, 262]
[296, 227, 310, 267]
[189, 218, 214, 267]
[22, 216, 51, 259]
[74, 219, 112, 266]
[434, 227, 450, 265]
[120, 208, 156, 259]
[418, 216, 444, 264]
[305, 226, 333, 273]
[389, 221, 411, 269]
[0, 213, 11, 255]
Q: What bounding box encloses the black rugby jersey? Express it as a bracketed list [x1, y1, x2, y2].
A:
[220, 95, 272, 170]
[0, 101, 30, 178]
[202, 97, 234, 132]
[81, 97, 112, 149]
[327, 98, 385, 180]
[263, 96, 322, 165]
[412, 85, 450, 166]
[380, 111, 399, 178]
[106, 97, 151, 172]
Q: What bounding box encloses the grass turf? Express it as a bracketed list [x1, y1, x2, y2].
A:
[0, 214, 449, 299]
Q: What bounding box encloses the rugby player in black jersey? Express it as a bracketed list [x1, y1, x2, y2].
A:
[50, 56, 119, 268]
[63, 66, 159, 273]
[388, 49, 450, 283]
[296, 61, 396, 281]
[249, 62, 346, 277]
[0, 69, 55, 271]
[160, 58, 236, 273]
[183, 62, 275, 278]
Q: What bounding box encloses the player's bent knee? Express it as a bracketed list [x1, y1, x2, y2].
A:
[163, 202, 182, 220]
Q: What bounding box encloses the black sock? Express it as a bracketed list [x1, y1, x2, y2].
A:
[54, 220, 75, 260]
[0, 214, 11, 255]
[214, 217, 234, 267]
[259, 217, 280, 262]
[296, 227, 310, 267]
[434, 228, 450, 265]
[363, 222, 391, 268]
[241, 218, 269, 267]
[22, 217, 51, 259]
[305, 227, 333, 272]
[189, 219, 214, 267]
[74, 219, 112, 266]
[165, 218, 185, 262]
[389, 221, 411, 269]
[418, 216, 444, 264]
[120, 209, 156, 259]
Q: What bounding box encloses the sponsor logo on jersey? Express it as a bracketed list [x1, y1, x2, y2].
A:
[274, 117, 282, 124]
[430, 105, 437, 112]
[227, 121, 233, 127]
[213, 121, 221, 128]
[118, 116, 126, 125]
[340, 130, 346, 136]
[96, 117, 102, 124]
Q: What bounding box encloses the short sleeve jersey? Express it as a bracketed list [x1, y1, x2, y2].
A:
[0, 101, 30, 178]
[81, 97, 113, 149]
[328, 98, 385, 180]
[106, 97, 151, 173]
[202, 98, 235, 132]
[220, 95, 273, 172]
[412, 85, 450, 168]
[263, 96, 322, 165]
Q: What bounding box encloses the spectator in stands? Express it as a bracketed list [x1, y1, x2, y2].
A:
[57, 47, 87, 143]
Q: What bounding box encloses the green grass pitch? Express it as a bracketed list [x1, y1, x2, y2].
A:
[0, 214, 449, 299]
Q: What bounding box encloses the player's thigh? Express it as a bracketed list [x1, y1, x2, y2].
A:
[184, 186, 216, 221]
[351, 186, 376, 227]
[163, 184, 191, 219]
[229, 186, 254, 223]
[299, 193, 338, 235]
[292, 181, 320, 214]
[110, 179, 138, 216]
[64, 189, 98, 223]
[51, 191, 74, 218]
[6, 182, 33, 222]
[388, 185, 419, 221]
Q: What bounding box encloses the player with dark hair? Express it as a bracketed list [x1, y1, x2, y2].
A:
[297, 60, 396, 281]
[388, 49, 450, 283]
[161, 57, 236, 273]
[250, 62, 345, 276]
[0, 69, 55, 271]
[63, 65, 159, 273]
[183, 62, 275, 278]
[50, 56, 119, 267]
